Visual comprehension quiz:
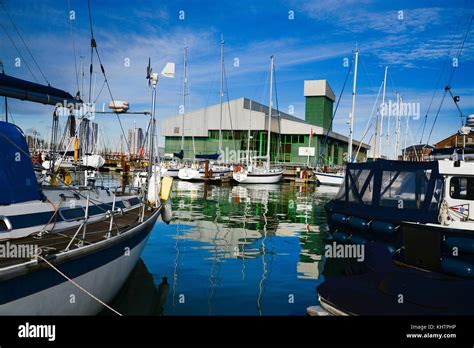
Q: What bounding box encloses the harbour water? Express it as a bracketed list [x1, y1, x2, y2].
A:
[101, 174, 339, 315]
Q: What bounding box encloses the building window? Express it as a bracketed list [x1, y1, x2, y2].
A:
[173, 127, 179, 134]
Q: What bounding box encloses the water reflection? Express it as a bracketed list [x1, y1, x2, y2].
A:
[100, 173, 337, 315]
[99, 260, 167, 315]
[149, 182, 336, 315]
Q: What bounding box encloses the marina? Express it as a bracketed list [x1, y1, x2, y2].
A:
[0, 0, 473, 345]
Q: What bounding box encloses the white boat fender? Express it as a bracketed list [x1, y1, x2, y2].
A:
[161, 199, 172, 224]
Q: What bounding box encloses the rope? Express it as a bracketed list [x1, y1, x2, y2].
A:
[36, 254, 123, 316]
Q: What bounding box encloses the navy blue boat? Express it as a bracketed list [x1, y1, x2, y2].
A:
[316, 158, 474, 315]
[0, 121, 172, 315]
[324, 159, 474, 279]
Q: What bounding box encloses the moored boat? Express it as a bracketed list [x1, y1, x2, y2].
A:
[0, 120, 173, 315]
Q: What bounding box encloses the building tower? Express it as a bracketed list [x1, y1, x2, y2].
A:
[304, 80, 335, 130]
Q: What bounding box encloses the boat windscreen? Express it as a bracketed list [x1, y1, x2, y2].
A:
[332, 160, 443, 223]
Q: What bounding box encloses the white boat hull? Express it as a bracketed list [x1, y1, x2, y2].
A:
[233, 170, 283, 184]
[315, 171, 344, 186]
[0, 210, 159, 315]
[178, 167, 203, 181]
[162, 168, 180, 178]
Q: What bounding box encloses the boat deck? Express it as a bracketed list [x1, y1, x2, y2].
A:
[0, 205, 155, 269]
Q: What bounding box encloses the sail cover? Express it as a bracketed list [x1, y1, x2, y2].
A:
[195, 153, 220, 160]
[0, 72, 81, 106]
[173, 149, 184, 160]
[0, 121, 42, 204]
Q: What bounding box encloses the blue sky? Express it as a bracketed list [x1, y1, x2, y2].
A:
[0, 0, 473, 151]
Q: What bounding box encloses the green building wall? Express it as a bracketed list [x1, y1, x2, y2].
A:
[305, 96, 333, 130]
[164, 131, 367, 166]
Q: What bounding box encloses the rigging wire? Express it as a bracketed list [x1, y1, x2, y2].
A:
[271, 58, 284, 164]
[0, 23, 38, 82]
[66, 0, 80, 96]
[358, 55, 382, 157]
[316, 58, 353, 165]
[418, 1, 471, 144]
[0, 2, 49, 85]
[223, 62, 237, 154]
[426, 14, 473, 146]
[356, 79, 384, 156]
[87, 0, 94, 104]
[86, 0, 130, 153]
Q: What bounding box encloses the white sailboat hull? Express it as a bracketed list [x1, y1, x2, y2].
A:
[178, 167, 203, 181]
[233, 170, 283, 184]
[0, 209, 159, 315]
[315, 171, 344, 186]
[162, 168, 180, 178]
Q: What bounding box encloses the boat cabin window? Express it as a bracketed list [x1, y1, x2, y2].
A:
[380, 169, 433, 209]
[450, 177, 474, 200]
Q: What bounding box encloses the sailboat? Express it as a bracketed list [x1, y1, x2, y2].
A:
[178, 37, 232, 182]
[0, 63, 174, 314]
[314, 49, 360, 186]
[0, 2, 175, 313]
[233, 56, 283, 184]
[163, 46, 189, 179]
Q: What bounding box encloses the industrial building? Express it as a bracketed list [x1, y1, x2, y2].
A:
[160, 80, 370, 165]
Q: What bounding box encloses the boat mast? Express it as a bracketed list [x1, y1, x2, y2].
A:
[148, 75, 158, 184]
[181, 43, 188, 151]
[403, 103, 410, 160]
[218, 35, 224, 154]
[247, 100, 252, 166]
[347, 48, 359, 163]
[395, 92, 401, 159]
[266, 56, 274, 169]
[378, 65, 388, 159]
[80, 56, 85, 100]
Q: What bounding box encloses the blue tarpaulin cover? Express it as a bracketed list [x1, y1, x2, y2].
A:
[0, 121, 41, 205]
